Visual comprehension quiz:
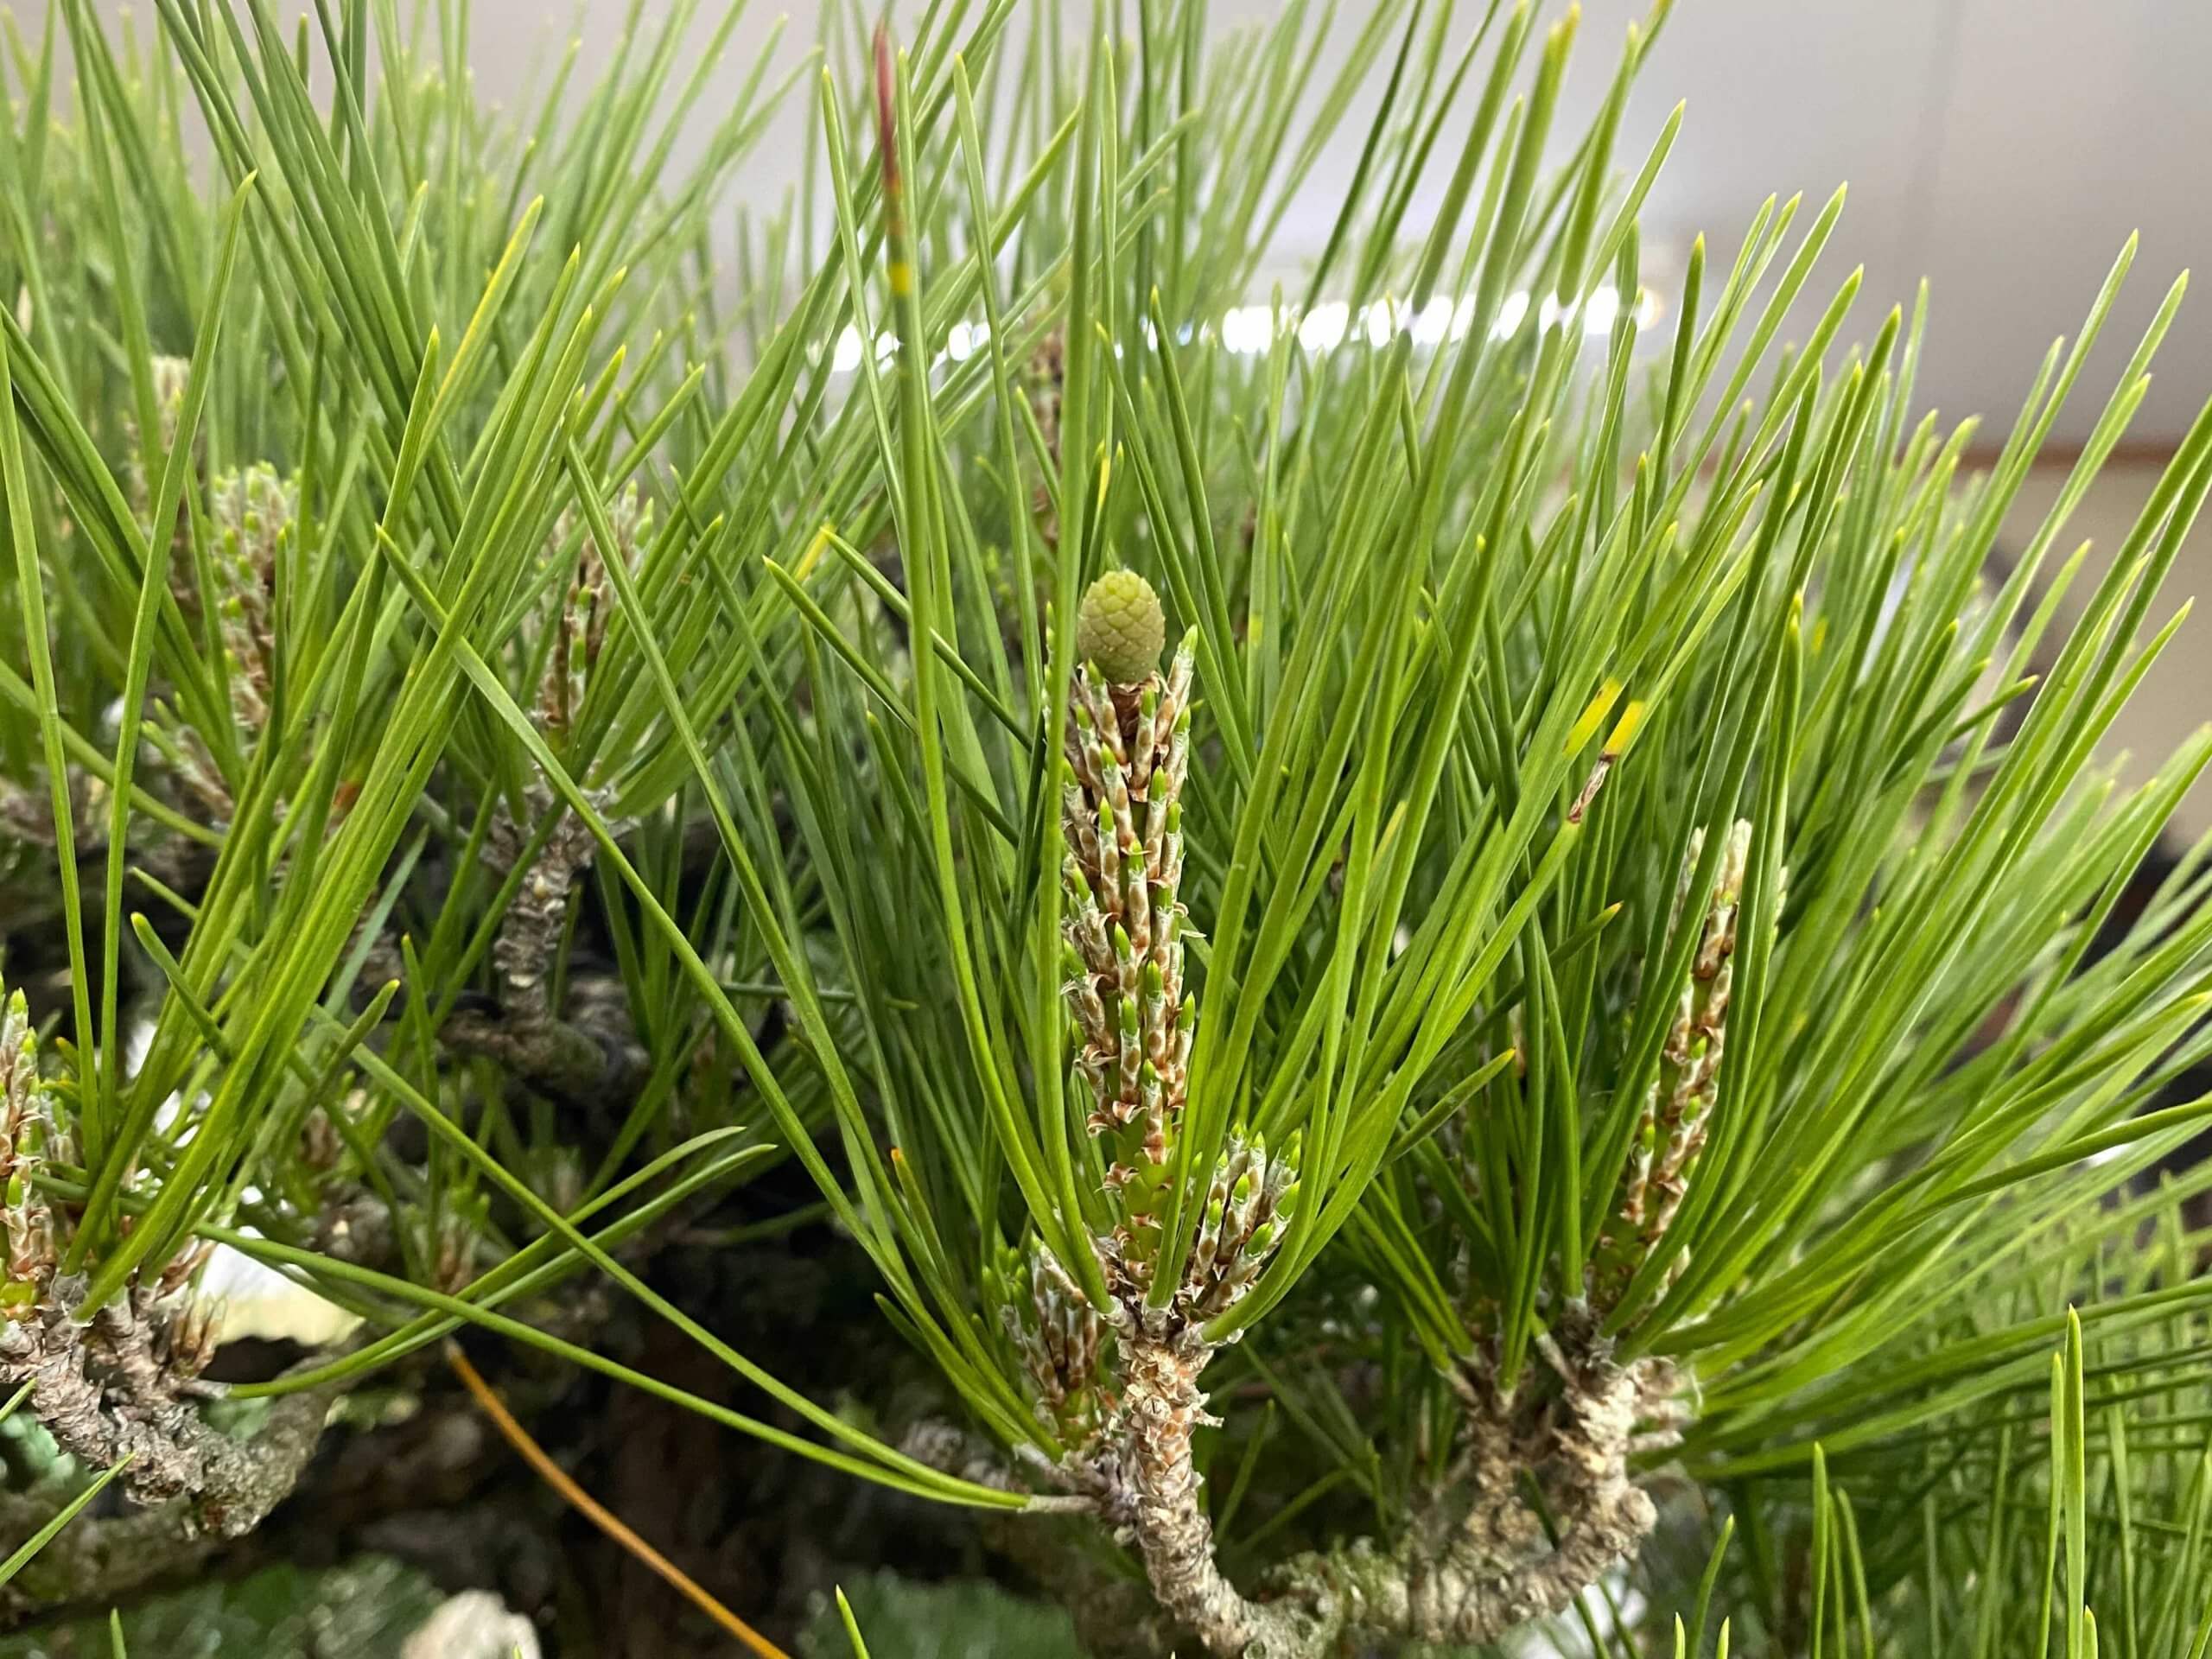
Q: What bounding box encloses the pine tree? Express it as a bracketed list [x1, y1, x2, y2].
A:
[1, 3, 2209, 1653]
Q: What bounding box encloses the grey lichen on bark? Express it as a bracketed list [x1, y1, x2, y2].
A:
[0, 983, 346, 1604]
[0, 1278, 343, 1540]
[439, 787, 644, 1113]
[1112, 1319, 1310, 1656]
[1096, 1319, 1669, 1657]
[0, 1369, 342, 1614]
[986, 1301, 1670, 1657]
[440, 493, 651, 1113]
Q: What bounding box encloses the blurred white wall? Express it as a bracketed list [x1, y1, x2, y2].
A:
[79, 2, 2210, 442]
[2001, 463, 2209, 840]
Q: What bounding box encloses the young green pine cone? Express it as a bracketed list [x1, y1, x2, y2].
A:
[1077, 569, 1166, 686]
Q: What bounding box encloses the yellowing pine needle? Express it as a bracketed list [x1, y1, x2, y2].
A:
[447, 1345, 791, 1659]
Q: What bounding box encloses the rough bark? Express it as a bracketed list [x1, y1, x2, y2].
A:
[903, 1419, 1180, 1659]
[0, 1338, 343, 1616]
[438, 794, 645, 1115]
[0, 1276, 339, 1531]
[1008, 1317, 1669, 1658]
[1116, 1323, 1309, 1655]
[1257, 1350, 1662, 1651]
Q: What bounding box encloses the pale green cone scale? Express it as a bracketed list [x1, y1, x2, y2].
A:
[1076, 569, 1166, 685]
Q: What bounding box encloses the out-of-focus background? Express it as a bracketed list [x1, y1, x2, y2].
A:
[82, 0, 2212, 824]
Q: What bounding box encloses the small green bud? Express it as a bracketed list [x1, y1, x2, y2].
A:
[1142, 959, 1164, 997]
[1077, 569, 1166, 684]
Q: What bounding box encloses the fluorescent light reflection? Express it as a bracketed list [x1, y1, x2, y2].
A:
[818, 286, 1659, 374]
